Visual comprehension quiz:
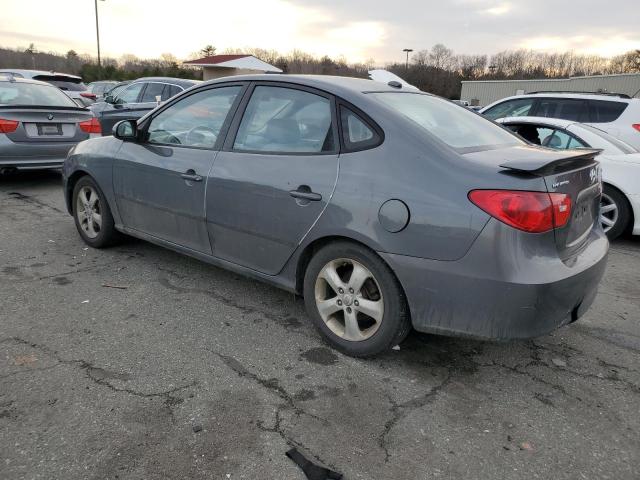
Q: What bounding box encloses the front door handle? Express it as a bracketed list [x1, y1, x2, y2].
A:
[289, 186, 322, 202]
[181, 169, 203, 182]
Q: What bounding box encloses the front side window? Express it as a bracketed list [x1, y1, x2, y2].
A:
[372, 92, 522, 151]
[234, 86, 334, 153]
[115, 83, 145, 104]
[508, 124, 553, 146]
[483, 98, 534, 120]
[147, 86, 241, 148]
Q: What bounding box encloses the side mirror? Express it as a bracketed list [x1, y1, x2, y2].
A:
[113, 120, 137, 140]
[104, 94, 115, 104]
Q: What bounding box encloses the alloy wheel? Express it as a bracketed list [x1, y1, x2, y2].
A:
[76, 186, 102, 239]
[600, 192, 619, 234]
[314, 258, 384, 341]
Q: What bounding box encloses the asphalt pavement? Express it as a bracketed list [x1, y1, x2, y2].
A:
[1, 170, 639, 479]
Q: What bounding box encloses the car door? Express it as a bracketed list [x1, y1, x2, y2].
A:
[112, 84, 246, 254]
[207, 83, 340, 275]
[99, 82, 149, 134]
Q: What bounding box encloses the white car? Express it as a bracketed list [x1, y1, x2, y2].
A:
[498, 116, 640, 240]
[481, 93, 640, 150]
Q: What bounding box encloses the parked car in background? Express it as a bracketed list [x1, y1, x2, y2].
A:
[87, 80, 119, 100]
[499, 116, 640, 240]
[90, 77, 199, 135]
[0, 69, 97, 106]
[63, 75, 607, 356]
[0, 75, 100, 172]
[480, 93, 640, 150]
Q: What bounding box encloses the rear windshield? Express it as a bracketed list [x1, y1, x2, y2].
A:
[0, 81, 78, 107]
[371, 92, 522, 151]
[33, 75, 87, 92]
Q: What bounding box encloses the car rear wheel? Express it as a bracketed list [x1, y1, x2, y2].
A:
[303, 242, 411, 357]
[72, 176, 120, 248]
[601, 185, 630, 241]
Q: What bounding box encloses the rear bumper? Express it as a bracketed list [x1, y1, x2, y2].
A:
[382, 220, 609, 340]
[0, 157, 65, 170]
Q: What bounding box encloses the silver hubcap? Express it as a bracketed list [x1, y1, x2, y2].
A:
[600, 193, 618, 233]
[314, 258, 384, 342]
[76, 186, 102, 239]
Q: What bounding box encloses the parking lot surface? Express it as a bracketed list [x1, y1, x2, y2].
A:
[1, 171, 639, 480]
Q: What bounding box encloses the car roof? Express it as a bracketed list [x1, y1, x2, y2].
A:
[0, 75, 59, 87]
[201, 74, 417, 96]
[133, 77, 201, 87]
[0, 69, 82, 80]
[498, 116, 577, 129]
[488, 92, 635, 104]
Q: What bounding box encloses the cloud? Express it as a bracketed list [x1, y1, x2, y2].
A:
[483, 3, 512, 15]
[519, 33, 640, 57]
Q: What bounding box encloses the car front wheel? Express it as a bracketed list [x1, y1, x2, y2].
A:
[72, 176, 120, 248]
[303, 242, 411, 357]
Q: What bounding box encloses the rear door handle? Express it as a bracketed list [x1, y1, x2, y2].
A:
[181, 169, 203, 182]
[289, 187, 322, 202]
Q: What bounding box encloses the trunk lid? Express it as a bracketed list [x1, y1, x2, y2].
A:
[499, 147, 601, 259]
[0, 106, 93, 143]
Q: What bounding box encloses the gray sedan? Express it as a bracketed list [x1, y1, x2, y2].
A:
[62, 75, 608, 356]
[1, 76, 100, 172]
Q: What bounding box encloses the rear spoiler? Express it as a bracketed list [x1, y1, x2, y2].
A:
[500, 149, 601, 176]
[0, 105, 88, 112]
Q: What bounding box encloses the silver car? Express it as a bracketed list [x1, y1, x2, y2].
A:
[0, 69, 96, 106]
[0, 75, 100, 172]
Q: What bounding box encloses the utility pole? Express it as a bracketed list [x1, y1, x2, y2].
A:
[94, 0, 104, 71]
[403, 48, 413, 70]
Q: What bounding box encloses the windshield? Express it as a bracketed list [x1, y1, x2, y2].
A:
[0, 81, 78, 107]
[370, 92, 522, 151]
[579, 124, 638, 154]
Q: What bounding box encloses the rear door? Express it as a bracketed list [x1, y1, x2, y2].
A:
[113, 84, 246, 254]
[207, 83, 339, 275]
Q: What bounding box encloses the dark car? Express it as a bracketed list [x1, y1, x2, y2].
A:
[0, 75, 100, 172]
[90, 77, 199, 135]
[63, 75, 608, 356]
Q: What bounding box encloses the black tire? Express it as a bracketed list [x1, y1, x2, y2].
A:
[303, 241, 411, 357]
[72, 175, 120, 248]
[602, 184, 631, 241]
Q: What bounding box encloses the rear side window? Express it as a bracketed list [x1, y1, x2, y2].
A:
[340, 107, 381, 151]
[483, 98, 534, 120]
[534, 99, 588, 122]
[588, 100, 628, 123]
[165, 84, 183, 100]
[140, 82, 166, 103]
[234, 86, 335, 154]
[372, 92, 521, 151]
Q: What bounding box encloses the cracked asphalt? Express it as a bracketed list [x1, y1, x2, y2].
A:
[1, 170, 639, 480]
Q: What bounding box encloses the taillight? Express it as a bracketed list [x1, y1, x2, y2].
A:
[0, 118, 19, 133]
[469, 190, 571, 233]
[80, 92, 97, 100]
[632, 124, 640, 133]
[79, 117, 101, 134]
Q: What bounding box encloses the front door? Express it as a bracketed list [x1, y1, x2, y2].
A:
[207, 84, 339, 275]
[113, 84, 245, 254]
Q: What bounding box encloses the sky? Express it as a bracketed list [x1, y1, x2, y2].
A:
[0, 0, 638, 64]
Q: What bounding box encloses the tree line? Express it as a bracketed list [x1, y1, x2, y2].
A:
[1, 43, 638, 99]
